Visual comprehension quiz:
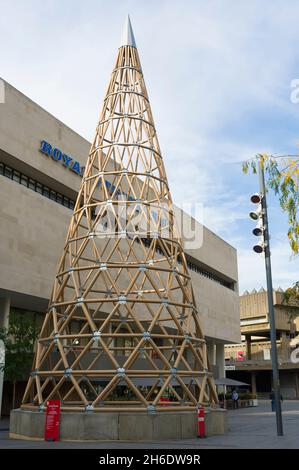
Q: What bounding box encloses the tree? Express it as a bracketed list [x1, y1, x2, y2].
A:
[283, 281, 299, 307]
[243, 154, 299, 255]
[0, 316, 37, 410]
[281, 282, 299, 340]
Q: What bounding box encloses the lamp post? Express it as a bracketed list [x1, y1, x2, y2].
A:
[250, 157, 283, 436]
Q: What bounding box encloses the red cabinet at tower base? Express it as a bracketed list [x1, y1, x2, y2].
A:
[44, 400, 61, 442]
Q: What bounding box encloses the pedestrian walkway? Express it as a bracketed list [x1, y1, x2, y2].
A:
[0, 400, 298, 448]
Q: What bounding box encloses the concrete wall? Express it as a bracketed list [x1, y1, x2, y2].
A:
[0, 176, 70, 300]
[240, 291, 299, 337]
[10, 408, 228, 440]
[0, 80, 88, 196]
[191, 271, 239, 343]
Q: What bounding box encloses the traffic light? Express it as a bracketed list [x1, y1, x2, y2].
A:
[249, 192, 266, 253]
[253, 241, 266, 254]
[252, 225, 263, 236]
[250, 193, 262, 204]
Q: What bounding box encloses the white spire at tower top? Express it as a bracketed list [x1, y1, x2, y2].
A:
[120, 15, 136, 48]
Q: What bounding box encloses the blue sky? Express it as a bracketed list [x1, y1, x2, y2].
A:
[1, 0, 298, 291]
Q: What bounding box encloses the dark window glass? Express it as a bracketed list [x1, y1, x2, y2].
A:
[50, 190, 57, 201]
[56, 193, 63, 204]
[29, 179, 36, 190]
[43, 186, 50, 197]
[0, 162, 4, 175]
[36, 183, 43, 194]
[4, 166, 13, 179]
[62, 197, 69, 207]
[13, 170, 21, 183]
[21, 175, 29, 186]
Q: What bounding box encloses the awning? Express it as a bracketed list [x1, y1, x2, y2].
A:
[214, 378, 249, 386]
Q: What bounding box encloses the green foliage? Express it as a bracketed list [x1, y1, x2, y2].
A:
[243, 154, 299, 255]
[0, 316, 38, 383]
[282, 281, 299, 306]
[240, 392, 254, 400]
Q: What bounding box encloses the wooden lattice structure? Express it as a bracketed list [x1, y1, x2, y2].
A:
[22, 16, 218, 413]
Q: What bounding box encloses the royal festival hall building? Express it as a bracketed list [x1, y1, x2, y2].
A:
[0, 79, 240, 415]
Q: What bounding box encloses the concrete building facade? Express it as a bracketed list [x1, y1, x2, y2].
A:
[225, 289, 299, 398]
[0, 79, 240, 414]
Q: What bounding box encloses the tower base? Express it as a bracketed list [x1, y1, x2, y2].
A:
[9, 408, 227, 441]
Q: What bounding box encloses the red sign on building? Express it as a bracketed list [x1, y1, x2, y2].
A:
[237, 350, 246, 361]
[44, 400, 61, 441]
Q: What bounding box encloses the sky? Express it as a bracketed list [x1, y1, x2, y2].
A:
[0, 0, 298, 292]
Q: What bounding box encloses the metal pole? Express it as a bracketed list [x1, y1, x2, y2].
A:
[258, 158, 283, 436]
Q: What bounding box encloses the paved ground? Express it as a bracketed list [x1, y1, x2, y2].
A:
[0, 400, 299, 448]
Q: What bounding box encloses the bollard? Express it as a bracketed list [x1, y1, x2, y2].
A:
[197, 406, 206, 438]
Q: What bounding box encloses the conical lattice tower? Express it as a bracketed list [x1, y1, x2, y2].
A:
[22, 16, 218, 413]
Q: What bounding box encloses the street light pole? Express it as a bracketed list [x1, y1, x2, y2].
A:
[258, 157, 284, 436]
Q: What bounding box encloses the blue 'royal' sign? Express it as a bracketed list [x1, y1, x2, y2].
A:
[39, 140, 82, 175]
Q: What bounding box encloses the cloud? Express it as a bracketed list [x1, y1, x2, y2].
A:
[237, 240, 298, 293]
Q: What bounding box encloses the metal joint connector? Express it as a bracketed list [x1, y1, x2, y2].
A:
[139, 263, 147, 271]
[118, 295, 127, 304]
[184, 333, 191, 343]
[93, 331, 101, 341]
[117, 367, 126, 377]
[53, 334, 59, 344]
[147, 405, 156, 414]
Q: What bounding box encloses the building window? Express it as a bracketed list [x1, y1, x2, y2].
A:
[0, 161, 76, 211]
[21, 175, 29, 187]
[56, 193, 63, 204]
[12, 170, 21, 183]
[4, 166, 13, 179]
[42, 186, 50, 197]
[36, 182, 43, 194]
[29, 179, 36, 190]
[9, 307, 44, 330]
[50, 190, 57, 201]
